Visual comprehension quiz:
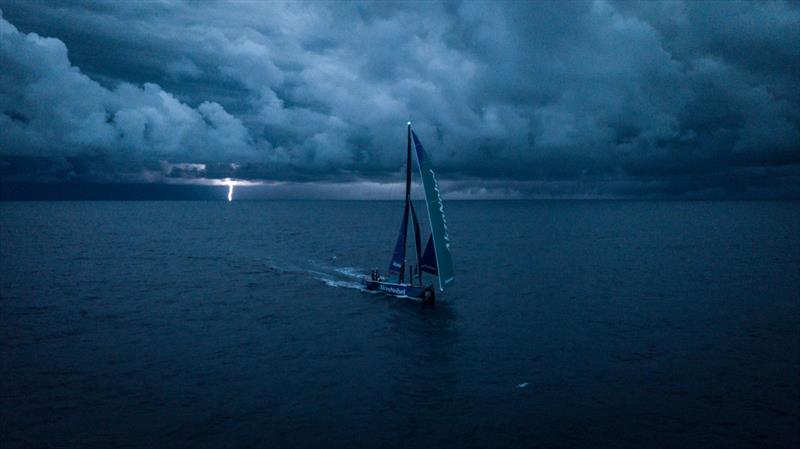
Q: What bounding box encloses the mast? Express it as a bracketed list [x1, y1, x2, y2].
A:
[405, 122, 412, 211]
[404, 122, 411, 284]
[407, 122, 423, 285]
[398, 122, 412, 283]
[388, 122, 425, 286]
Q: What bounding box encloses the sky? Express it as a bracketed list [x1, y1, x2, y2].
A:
[1, 0, 799, 199]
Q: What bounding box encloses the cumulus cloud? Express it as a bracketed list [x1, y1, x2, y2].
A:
[0, 10, 255, 162]
[0, 1, 798, 197]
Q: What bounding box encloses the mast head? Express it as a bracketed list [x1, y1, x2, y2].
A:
[407, 121, 411, 126]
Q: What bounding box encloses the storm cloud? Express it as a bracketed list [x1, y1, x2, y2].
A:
[1, 1, 798, 198]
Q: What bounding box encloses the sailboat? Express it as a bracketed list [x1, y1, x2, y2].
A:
[362, 122, 454, 303]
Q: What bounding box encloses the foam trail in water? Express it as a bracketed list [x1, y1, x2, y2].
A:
[306, 260, 370, 292]
[333, 266, 366, 279]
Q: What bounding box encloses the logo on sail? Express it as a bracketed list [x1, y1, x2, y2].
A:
[430, 168, 450, 249]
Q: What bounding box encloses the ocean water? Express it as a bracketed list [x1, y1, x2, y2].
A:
[1, 200, 798, 449]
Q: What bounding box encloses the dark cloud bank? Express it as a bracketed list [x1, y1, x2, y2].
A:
[1, 1, 799, 199]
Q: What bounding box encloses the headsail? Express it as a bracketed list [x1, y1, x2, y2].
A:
[409, 201, 423, 283]
[412, 131, 454, 291]
[387, 204, 408, 274]
[420, 236, 437, 275]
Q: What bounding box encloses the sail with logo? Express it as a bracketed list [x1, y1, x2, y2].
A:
[362, 122, 454, 303]
[412, 131, 454, 290]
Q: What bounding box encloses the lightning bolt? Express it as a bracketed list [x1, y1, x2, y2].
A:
[227, 182, 234, 202]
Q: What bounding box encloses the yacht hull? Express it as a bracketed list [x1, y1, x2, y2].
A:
[362, 278, 435, 303]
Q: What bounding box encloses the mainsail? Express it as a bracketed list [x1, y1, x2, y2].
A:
[388, 123, 421, 284]
[412, 131, 454, 291]
[387, 201, 422, 281]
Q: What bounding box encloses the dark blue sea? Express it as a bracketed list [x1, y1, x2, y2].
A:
[1, 201, 798, 449]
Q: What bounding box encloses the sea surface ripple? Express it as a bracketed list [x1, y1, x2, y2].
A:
[1, 201, 798, 448]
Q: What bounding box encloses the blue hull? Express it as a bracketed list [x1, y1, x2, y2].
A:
[362, 278, 435, 303]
